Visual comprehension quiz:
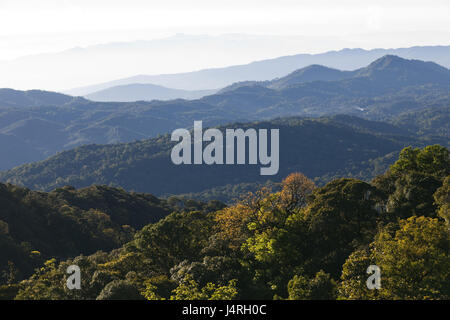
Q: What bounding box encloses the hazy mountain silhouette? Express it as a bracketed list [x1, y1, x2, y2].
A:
[0, 89, 73, 108]
[268, 65, 354, 89]
[218, 65, 354, 93]
[219, 55, 450, 92]
[85, 83, 216, 102]
[0, 55, 449, 171]
[353, 55, 450, 86]
[3, 33, 357, 91]
[66, 46, 450, 95]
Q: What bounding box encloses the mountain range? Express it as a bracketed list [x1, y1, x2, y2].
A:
[2, 33, 358, 91]
[0, 55, 449, 173]
[220, 55, 450, 91]
[1, 35, 449, 301]
[66, 45, 450, 96]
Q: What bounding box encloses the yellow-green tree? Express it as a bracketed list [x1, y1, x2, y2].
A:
[288, 270, 336, 300]
[142, 275, 238, 300]
[339, 216, 450, 299]
[434, 176, 449, 227]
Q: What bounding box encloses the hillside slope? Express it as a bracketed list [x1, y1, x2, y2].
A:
[1, 116, 443, 196]
[0, 183, 223, 283]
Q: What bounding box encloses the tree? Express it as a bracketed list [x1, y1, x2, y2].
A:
[384, 172, 441, 219]
[301, 178, 381, 277]
[132, 210, 214, 273]
[0, 220, 8, 235]
[434, 176, 450, 227]
[390, 145, 449, 179]
[15, 259, 66, 300]
[338, 249, 379, 300]
[170, 256, 246, 289]
[280, 173, 315, 212]
[171, 276, 238, 300]
[373, 145, 449, 221]
[142, 275, 238, 300]
[288, 270, 336, 300]
[214, 187, 273, 250]
[96, 280, 144, 300]
[339, 216, 450, 299]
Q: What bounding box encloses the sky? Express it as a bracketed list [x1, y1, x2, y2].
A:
[0, 0, 449, 90]
[1, 0, 450, 60]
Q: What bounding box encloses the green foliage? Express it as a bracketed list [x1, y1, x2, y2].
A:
[168, 275, 238, 300]
[15, 258, 66, 300]
[338, 249, 378, 300]
[390, 145, 449, 179]
[141, 275, 177, 300]
[340, 217, 450, 299]
[434, 176, 450, 226]
[384, 172, 441, 218]
[165, 180, 280, 204]
[0, 283, 20, 300]
[132, 210, 216, 274]
[390, 106, 449, 137]
[372, 145, 449, 220]
[1, 117, 430, 197]
[0, 182, 218, 284]
[96, 280, 144, 300]
[0, 220, 8, 235]
[142, 275, 238, 300]
[3, 145, 449, 300]
[288, 270, 337, 300]
[301, 178, 382, 277]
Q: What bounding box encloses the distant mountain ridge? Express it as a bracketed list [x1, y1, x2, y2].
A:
[0, 89, 73, 108]
[85, 83, 217, 102]
[268, 65, 354, 89]
[219, 55, 450, 92]
[0, 55, 449, 171]
[2, 33, 360, 91]
[66, 46, 450, 95]
[354, 54, 450, 86]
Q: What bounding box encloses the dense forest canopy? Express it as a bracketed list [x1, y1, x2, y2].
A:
[0, 115, 447, 202]
[0, 145, 448, 300]
[0, 184, 224, 287]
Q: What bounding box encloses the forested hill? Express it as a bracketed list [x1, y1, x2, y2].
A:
[0, 183, 224, 283]
[1, 116, 445, 197]
[2, 145, 447, 300]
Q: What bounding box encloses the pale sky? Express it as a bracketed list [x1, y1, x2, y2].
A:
[1, 0, 449, 60]
[0, 0, 449, 90]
